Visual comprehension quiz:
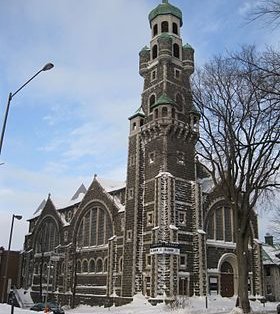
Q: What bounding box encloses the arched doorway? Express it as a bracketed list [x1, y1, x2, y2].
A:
[220, 261, 234, 297]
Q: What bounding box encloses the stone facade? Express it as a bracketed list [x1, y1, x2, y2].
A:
[20, 0, 263, 306]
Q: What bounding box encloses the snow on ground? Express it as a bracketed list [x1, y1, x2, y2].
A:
[0, 295, 277, 314]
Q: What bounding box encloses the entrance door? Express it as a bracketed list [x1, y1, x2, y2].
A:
[220, 261, 234, 297]
[179, 278, 188, 295]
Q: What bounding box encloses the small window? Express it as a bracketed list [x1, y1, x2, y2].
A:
[128, 188, 134, 200]
[265, 267, 271, 276]
[172, 108, 176, 118]
[177, 151, 185, 165]
[180, 255, 187, 268]
[149, 152, 155, 164]
[147, 212, 154, 226]
[132, 122, 137, 130]
[173, 22, 178, 35]
[178, 211, 186, 225]
[151, 69, 157, 81]
[140, 119, 144, 127]
[153, 24, 158, 36]
[82, 260, 88, 273]
[146, 254, 152, 268]
[154, 108, 159, 119]
[89, 259, 95, 273]
[96, 259, 103, 273]
[174, 68, 181, 79]
[152, 45, 158, 59]
[162, 107, 168, 117]
[161, 21, 169, 33]
[173, 43, 180, 58]
[149, 94, 156, 112]
[127, 230, 132, 242]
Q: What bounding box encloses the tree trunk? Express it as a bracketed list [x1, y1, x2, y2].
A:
[236, 226, 251, 313]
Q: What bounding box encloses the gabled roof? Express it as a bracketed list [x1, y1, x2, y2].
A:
[262, 243, 280, 266]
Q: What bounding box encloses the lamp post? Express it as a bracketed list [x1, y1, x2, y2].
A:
[0, 62, 54, 155]
[0, 214, 22, 303]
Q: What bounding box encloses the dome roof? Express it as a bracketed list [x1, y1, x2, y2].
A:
[149, 1, 183, 26]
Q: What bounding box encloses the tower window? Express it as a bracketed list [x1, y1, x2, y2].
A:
[173, 23, 178, 35]
[161, 21, 169, 33]
[132, 122, 137, 130]
[127, 230, 132, 242]
[180, 255, 187, 268]
[149, 152, 155, 164]
[153, 24, 158, 36]
[147, 212, 154, 226]
[173, 43, 180, 58]
[172, 108, 176, 118]
[174, 68, 181, 79]
[154, 108, 159, 119]
[149, 94, 156, 113]
[140, 119, 144, 126]
[146, 254, 152, 268]
[162, 107, 168, 117]
[152, 45, 158, 59]
[128, 188, 134, 200]
[151, 69, 157, 81]
[177, 151, 185, 165]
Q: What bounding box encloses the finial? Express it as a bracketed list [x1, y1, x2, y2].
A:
[162, 0, 168, 3]
[94, 174, 97, 179]
[48, 193, 51, 199]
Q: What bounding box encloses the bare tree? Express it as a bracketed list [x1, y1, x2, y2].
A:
[192, 47, 280, 313]
[249, 0, 280, 27]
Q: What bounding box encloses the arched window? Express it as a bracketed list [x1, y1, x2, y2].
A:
[96, 259, 103, 273]
[82, 260, 88, 273]
[35, 218, 59, 253]
[149, 94, 156, 113]
[104, 257, 108, 273]
[172, 23, 178, 35]
[140, 119, 144, 127]
[207, 206, 233, 242]
[162, 107, 168, 117]
[153, 24, 158, 36]
[89, 259, 95, 273]
[76, 260, 81, 273]
[77, 206, 113, 247]
[161, 21, 169, 33]
[154, 108, 159, 119]
[152, 45, 158, 59]
[221, 261, 233, 274]
[173, 43, 180, 58]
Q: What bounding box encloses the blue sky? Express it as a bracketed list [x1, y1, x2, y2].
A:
[0, 0, 279, 250]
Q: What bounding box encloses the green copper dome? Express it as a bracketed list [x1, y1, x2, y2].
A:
[149, 0, 183, 26]
[151, 94, 176, 109]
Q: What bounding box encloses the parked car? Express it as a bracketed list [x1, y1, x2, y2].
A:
[30, 302, 65, 314]
[277, 303, 280, 314]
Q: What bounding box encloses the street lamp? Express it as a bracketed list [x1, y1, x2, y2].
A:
[1, 214, 22, 303]
[0, 62, 54, 155]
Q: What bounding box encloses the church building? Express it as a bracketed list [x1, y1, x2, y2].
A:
[21, 0, 263, 306]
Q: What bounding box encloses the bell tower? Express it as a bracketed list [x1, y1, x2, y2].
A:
[122, 0, 205, 299]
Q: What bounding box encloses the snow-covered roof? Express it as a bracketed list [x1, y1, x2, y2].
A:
[198, 176, 214, 193]
[32, 199, 47, 218]
[97, 178, 126, 192]
[262, 243, 280, 265]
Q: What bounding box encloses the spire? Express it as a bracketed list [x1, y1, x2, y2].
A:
[162, 0, 168, 3]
